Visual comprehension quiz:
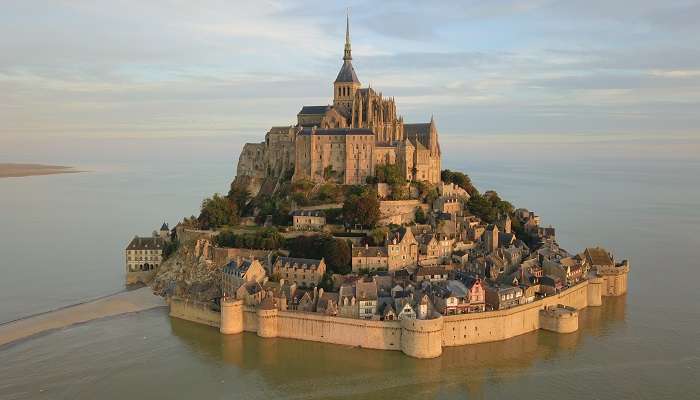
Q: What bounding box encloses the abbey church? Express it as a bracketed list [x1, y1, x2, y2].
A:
[235, 17, 441, 196]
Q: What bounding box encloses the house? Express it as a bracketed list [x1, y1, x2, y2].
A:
[416, 294, 433, 319]
[125, 230, 168, 284]
[351, 244, 389, 271]
[222, 258, 267, 297]
[356, 279, 378, 320]
[262, 279, 295, 311]
[272, 256, 326, 287]
[338, 284, 358, 318]
[290, 210, 326, 230]
[290, 289, 315, 312]
[316, 289, 339, 316]
[395, 297, 416, 320]
[386, 228, 419, 270]
[377, 297, 397, 320]
[235, 281, 265, 306]
[484, 285, 523, 310]
[415, 266, 448, 283]
[464, 276, 486, 313]
[430, 280, 470, 315]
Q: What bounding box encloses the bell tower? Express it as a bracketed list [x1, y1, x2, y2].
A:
[333, 13, 360, 113]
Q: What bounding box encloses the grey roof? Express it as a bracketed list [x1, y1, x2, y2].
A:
[275, 256, 323, 270]
[290, 210, 326, 217]
[223, 259, 253, 275]
[335, 61, 359, 83]
[299, 127, 374, 136]
[352, 246, 388, 257]
[160, 222, 169, 231]
[298, 105, 331, 115]
[126, 236, 165, 251]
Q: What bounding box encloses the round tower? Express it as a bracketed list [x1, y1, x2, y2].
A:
[400, 316, 444, 359]
[220, 297, 244, 335]
[256, 297, 279, 338]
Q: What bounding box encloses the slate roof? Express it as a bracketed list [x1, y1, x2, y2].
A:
[126, 236, 165, 251]
[298, 105, 331, 115]
[223, 259, 253, 276]
[275, 256, 324, 270]
[299, 127, 374, 136]
[290, 210, 326, 217]
[352, 246, 388, 257]
[335, 61, 360, 83]
[585, 247, 614, 266]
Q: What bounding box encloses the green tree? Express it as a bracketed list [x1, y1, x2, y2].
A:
[441, 169, 477, 195]
[198, 193, 238, 229]
[227, 183, 250, 214]
[342, 190, 380, 228]
[414, 207, 427, 224]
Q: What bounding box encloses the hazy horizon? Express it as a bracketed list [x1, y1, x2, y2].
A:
[2, 0, 700, 147]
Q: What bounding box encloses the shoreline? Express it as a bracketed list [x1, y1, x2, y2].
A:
[0, 287, 165, 347]
[0, 163, 86, 178]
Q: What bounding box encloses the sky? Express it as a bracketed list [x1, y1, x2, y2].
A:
[1, 0, 699, 145]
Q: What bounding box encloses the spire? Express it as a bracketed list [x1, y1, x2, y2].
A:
[344, 11, 352, 61]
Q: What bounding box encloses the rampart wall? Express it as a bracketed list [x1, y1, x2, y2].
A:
[169, 272, 626, 359]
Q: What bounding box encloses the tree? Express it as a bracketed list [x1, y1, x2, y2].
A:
[441, 169, 477, 195]
[375, 164, 405, 185]
[414, 207, 427, 224]
[198, 193, 238, 229]
[284, 234, 351, 274]
[342, 190, 380, 228]
[227, 183, 250, 214]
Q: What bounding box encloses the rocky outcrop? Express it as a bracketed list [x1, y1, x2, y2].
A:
[151, 239, 221, 302]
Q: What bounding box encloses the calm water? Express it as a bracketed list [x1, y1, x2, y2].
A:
[1, 134, 699, 399]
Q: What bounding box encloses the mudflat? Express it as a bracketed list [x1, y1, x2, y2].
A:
[0, 287, 165, 347]
[0, 163, 84, 178]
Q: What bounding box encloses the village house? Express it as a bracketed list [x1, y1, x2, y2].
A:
[351, 244, 388, 271]
[272, 256, 326, 288]
[222, 258, 267, 297]
[316, 289, 339, 316]
[356, 279, 378, 320]
[236, 281, 265, 306]
[464, 276, 486, 312]
[484, 285, 524, 310]
[338, 284, 358, 318]
[415, 266, 449, 283]
[387, 228, 419, 270]
[290, 210, 326, 230]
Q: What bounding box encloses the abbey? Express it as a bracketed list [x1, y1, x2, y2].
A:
[235, 17, 441, 195]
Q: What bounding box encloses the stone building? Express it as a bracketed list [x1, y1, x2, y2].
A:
[290, 210, 326, 230]
[351, 244, 389, 271]
[234, 16, 441, 196]
[272, 257, 326, 288]
[222, 258, 267, 297]
[125, 224, 169, 284]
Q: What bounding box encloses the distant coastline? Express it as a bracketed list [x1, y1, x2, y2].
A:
[0, 163, 85, 178]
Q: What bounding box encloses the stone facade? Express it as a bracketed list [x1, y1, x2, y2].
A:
[234, 17, 441, 196]
[125, 224, 169, 284]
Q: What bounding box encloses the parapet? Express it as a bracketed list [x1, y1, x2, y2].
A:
[539, 305, 578, 334]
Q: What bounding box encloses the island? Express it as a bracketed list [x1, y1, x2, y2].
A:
[126, 17, 629, 359]
[0, 163, 83, 178]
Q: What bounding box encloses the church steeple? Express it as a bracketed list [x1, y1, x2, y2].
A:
[344, 13, 352, 61]
[334, 12, 360, 112]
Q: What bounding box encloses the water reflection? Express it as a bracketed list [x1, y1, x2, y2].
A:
[168, 296, 627, 398]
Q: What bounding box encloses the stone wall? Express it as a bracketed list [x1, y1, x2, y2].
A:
[170, 275, 626, 359]
[169, 297, 220, 328]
